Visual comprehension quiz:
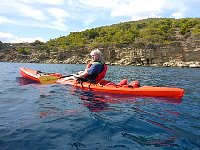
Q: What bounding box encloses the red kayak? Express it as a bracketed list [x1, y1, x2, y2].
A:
[19, 67, 184, 99]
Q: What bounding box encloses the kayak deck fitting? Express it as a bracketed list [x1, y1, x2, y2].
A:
[19, 67, 184, 99]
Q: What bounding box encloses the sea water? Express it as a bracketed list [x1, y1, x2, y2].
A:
[0, 62, 200, 150]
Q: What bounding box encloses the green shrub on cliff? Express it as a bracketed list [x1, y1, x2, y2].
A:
[191, 23, 200, 37]
[45, 18, 200, 51]
[18, 47, 30, 55]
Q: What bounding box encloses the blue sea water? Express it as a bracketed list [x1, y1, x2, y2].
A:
[0, 62, 200, 150]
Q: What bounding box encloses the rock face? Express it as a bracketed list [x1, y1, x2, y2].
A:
[0, 36, 200, 68]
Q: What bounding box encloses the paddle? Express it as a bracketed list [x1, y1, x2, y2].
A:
[39, 74, 75, 84]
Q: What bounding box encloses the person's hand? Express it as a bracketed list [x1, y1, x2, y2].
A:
[78, 71, 84, 74]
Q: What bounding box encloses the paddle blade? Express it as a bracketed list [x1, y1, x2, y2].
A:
[39, 75, 59, 84]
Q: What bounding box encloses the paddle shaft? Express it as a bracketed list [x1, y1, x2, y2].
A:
[59, 74, 74, 78]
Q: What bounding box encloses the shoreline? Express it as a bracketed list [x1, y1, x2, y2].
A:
[1, 60, 200, 68]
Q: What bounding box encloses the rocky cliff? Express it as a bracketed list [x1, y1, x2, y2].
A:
[0, 30, 200, 68]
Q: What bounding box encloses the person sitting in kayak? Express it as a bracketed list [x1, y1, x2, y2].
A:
[64, 49, 108, 83]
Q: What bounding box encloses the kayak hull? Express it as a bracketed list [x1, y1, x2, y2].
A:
[56, 79, 184, 99]
[19, 67, 184, 99]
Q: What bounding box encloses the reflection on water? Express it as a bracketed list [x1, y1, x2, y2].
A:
[73, 88, 141, 112]
[75, 91, 110, 112]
